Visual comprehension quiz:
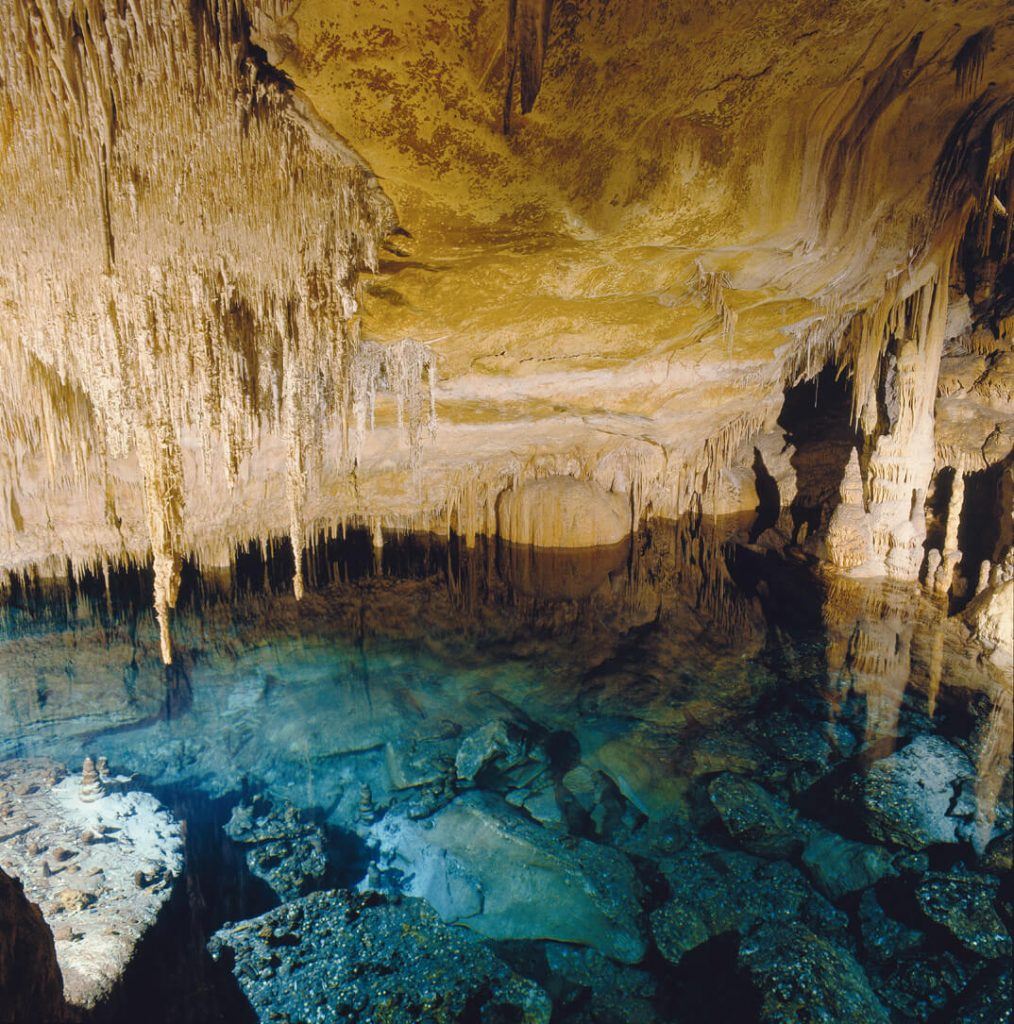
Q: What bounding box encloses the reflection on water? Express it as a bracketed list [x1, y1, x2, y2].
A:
[1, 520, 1011, 1023]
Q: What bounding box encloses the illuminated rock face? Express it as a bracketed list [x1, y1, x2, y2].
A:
[1, 1, 1013, 650]
[496, 477, 630, 549]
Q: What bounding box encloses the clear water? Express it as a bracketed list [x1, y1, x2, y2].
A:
[1, 522, 1011, 1023]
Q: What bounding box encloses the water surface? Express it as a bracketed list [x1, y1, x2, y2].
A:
[1, 522, 1010, 1022]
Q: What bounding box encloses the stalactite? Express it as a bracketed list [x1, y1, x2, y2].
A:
[694, 260, 738, 354]
[349, 339, 437, 468]
[952, 28, 994, 99]
[0, 0, 393, 658]
[136, 414, 185, 664]
[502, 0, 554, 134]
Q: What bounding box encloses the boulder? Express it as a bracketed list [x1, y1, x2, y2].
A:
[208, 890, 551, 1024]
[855, 735, 976, 849]
[707, 773, 802, 857]
[371, 790, 646, 963]
[516, 784, 566, 830]
[800, 829, 895, 900]
[875, 952, 969, 1022]
[915, 871, 1011, 959]
[455, 719, 531, 784]
[224, 795, 327, 901]
[739, 922, 890, 1024]
[650, 839, 839, 966]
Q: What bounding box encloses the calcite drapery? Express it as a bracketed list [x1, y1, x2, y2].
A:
[1, 0, 1012, 651]
[0, 0, 393, 659]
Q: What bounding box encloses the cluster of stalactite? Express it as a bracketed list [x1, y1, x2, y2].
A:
[349, 339, 437, 469]
[694, 260, 738, 355]
[0, 0, 398, 659]
[821, 87, 1013, 588]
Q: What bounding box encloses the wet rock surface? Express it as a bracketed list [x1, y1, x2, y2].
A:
[650, 836, 842, 967]
[738, 922, 890, 1024]
[800, 828, 896, 900]
[853, 735, 977, 849]
[541, 943, 656, 1024]
[208, 890, 552, 1024]
[874, 951, 970, 1021]
[224, 795, 327, 901]
[914, 870, 1012, 959]
[371, 789, 647, 963]
[707, 773, 802, 858]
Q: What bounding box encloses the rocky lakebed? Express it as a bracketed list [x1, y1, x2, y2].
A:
[0, 530, 1011, 1023]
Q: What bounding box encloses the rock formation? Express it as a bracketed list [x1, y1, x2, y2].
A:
[0, 0, 1010, 662]
[0, 868, 67, 1024]
[0, 759, 183, 1010]
[208, 890, 553, 1023]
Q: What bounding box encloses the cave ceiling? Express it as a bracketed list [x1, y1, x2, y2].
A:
[0, 0, 1012, 657]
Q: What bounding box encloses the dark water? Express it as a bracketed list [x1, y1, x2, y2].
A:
[1, 522, 1011, 1023]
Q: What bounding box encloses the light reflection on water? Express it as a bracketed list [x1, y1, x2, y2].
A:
[1, 521, 1011, 1023]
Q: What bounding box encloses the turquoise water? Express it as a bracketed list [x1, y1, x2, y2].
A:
[1, 524, 1010, 1022]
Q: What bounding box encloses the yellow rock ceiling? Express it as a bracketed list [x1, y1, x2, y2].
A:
[0, 0, 1012, 652]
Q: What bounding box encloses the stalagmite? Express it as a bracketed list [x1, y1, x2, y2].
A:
[933, 470, 965, 596]
[825, 450, 874, 571]
[79, 758, 103, 803]
[976, 560, 992, 596]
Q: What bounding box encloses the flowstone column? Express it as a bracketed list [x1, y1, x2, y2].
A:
[862, 275, 949, 581]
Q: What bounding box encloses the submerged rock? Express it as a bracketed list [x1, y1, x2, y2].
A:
[739, 922, 890, 1024]
[875, 952, 969, 1022]
[915, 871, 1011, 959]
[224, 795, 327, 900]
[372, 790, 646, 963]
[949, 963, 1013, 1024]
[208, 890, 551, 1024]
[650, 840, 840, 966]
[707, 773, 802, 857]
[855, 735, 976, 849]
[455, 719, 533, 784]
[543, 943, 656, 1024]
[800, 829, 895, 900]
[979, 830, 1013, 874]
[857, 890, 922, 965]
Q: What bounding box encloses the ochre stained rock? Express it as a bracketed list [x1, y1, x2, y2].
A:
[496, 476, 630, 548]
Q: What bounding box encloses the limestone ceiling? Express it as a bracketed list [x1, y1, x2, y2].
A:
[0, 0, 1012, 609]
[258, 0, 1009, 398]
